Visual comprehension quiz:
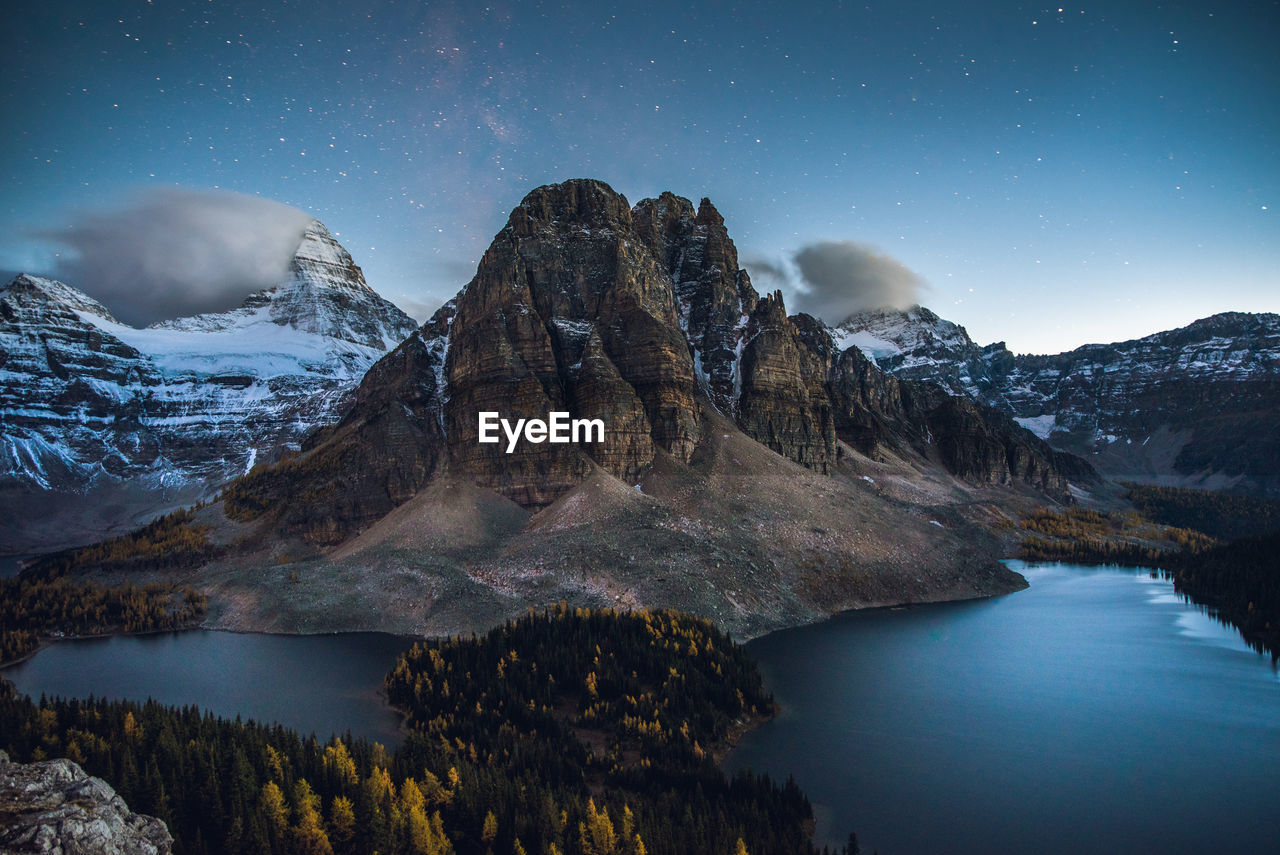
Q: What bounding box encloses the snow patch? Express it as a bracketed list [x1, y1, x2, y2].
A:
[1013, 414, 1058, 440]
[831, 327, 903, 360]
[551, 317, 595, 339]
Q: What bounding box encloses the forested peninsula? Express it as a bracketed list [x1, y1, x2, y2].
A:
[1, 607, 853, 855]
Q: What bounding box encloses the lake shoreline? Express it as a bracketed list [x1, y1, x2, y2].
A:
[3, 572, 1029, 673]
[2, 630, 416, 747]
[0, 623, 204, 671]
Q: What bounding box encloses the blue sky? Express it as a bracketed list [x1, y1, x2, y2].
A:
[3, 0, 1276, 353]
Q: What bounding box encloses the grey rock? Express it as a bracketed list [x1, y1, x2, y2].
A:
[0, 751, 173, 855]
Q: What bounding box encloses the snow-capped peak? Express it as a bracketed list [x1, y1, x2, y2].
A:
[2, 273, 121, 324]
[151, 219, 417, 350]
[290, 219, 364, 284]
[829, 305, 978, 363]
[0, 220, 419, 545]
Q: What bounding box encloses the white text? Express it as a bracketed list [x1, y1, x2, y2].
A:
[477, 411, 605, 453]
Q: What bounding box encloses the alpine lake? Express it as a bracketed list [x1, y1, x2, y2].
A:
[5, 561, 1278, 855]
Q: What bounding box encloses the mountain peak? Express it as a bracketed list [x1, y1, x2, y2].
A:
[694, 196, 724, 227]
[1, 228, 420, 549]
[217, 183, 1085, 551]
[2, 273, 120, 324]
[288, 219, 374, 295]
[139, 220, 415, 349]
[831, 304, 979, 371]
[267, 221, 416, 348]
[510, 179, 633, 233]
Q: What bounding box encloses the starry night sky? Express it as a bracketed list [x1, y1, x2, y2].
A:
[4, 0, 1277, 353]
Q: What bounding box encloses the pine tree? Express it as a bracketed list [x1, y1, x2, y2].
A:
[324, 739, 358, 789]
[291, 779, 334, 855]
[580, 798, 617, 855]
[259, 780, 289, 837]
[329, 795, 356, 854]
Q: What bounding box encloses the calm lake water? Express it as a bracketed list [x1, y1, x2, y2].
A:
[2, 631, 412, 747]
[4, 563, 1278, 853]
[725, 562, 1280, 855]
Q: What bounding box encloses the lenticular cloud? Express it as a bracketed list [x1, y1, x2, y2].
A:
[42, 188, 314, 326]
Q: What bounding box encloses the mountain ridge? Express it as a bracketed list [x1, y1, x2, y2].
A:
[0, 220, 417, 552]
[835, 305, 1280, 496]
[86, 178, 1092, 640]
[36, 179, 1275, 643]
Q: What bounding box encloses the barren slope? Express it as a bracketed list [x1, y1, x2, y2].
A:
[189, 404, 1034, 641]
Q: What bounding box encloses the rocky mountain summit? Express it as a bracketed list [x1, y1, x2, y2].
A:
[226, 179, 1088, 546]
[0, 221, 417, 551]
[835, 307, 1280, 496]
[0, 750, 172, 854]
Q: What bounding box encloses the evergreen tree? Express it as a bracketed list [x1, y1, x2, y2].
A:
[328, 796, 356, 855]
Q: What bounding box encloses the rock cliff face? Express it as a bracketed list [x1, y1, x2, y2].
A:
[227, 179, 1086, 545]
[738, 295, 838, 474]
[633, 192, 758, 413]
[0, 221, 418, 551]
[444, 180, 700, 506]
[0, 750, 173, 855]
[836, 307, 1280, 495]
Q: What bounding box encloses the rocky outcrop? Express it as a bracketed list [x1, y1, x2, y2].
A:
[0, 221, 418, 551]
[443, 179, 699, 506]
[632, 193, 758, 412]
[0, 750, 172, 854]
[222, 180, 1086, 546]
[837, 306, 1280, 495]
[738, 293, 837, 473]
[827, 342, 914, 454]
[910, 389, 1080, 494]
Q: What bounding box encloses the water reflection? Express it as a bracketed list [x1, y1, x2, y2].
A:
[724, 562, 1280, 855]
[2, 630, 413, 747]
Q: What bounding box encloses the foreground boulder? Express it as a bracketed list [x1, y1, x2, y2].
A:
[0, 750, 172, 855]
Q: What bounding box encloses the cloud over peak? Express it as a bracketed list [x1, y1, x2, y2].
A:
[746, 240, 926, 325]
[40, 188, 315, 327]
